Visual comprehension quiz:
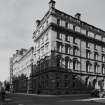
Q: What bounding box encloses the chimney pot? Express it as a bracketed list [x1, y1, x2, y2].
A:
[75, 13, 81, 20]
[36, 20, 40, 26]
[49, 0, 56, 9]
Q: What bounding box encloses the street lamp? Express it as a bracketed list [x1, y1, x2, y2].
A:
[27, 58, 34, 94]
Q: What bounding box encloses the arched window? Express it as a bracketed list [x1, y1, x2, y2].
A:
[94, 51, 98, 60]
[73, 45, 79, 56]
[65, 56, 69, 69]
[62, 57, 65, 68]
[86, 60, 92, 73]
[94, 62, 99, 74]
[73, 57, 80, 70]
[56, 55, 61, 67]
[65, 44, 72, 54]
[86, 49, 91, 59]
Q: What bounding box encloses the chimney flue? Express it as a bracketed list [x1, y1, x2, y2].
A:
[75, 13, 81, 20]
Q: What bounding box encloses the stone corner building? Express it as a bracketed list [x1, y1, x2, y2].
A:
[10, 0, 105, 95]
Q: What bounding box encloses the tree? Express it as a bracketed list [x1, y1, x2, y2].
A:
[4, 81, 10, 91]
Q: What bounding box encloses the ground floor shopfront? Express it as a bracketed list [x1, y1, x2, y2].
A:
[12, 67, 105, 95]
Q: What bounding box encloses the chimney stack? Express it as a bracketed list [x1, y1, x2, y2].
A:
[36, 19, 40, 27]
[16, 50, 19, 54]
[75, 13, 81, 20]
[49, 0, 56, 9]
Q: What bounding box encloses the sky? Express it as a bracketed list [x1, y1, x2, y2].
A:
[0, 0, 105, 81]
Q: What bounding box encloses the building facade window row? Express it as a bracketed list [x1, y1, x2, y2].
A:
[56, 55, 105, 74]
[56, 41, 105, 62]
[55, 18, 105, 42]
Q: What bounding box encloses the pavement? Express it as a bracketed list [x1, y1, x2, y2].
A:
[1, 93, 105, 105]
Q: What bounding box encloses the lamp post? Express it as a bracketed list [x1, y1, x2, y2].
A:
[27, 58, 34, 94]
[31, 58, 34, 93]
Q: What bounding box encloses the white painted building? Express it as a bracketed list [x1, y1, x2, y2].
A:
[10, 47, 34, 92]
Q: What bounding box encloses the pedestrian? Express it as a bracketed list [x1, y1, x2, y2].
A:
[0, 85, 5, 102]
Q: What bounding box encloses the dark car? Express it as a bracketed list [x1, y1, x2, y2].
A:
[91, 89, 100, 97]
[91, 89, 105, 98]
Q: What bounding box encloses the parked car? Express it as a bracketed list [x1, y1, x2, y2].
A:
[91, 89, 105, 98]
[99, 91, 105, 98]
[91, 89, 99, 97]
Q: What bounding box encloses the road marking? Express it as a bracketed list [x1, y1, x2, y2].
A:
[58, 98, 105, 102]
[72, 98, 105, 101]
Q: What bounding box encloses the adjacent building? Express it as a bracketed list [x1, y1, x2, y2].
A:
[10, 47, 34, 93]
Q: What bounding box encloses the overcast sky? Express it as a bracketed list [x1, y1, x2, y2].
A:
[0, 0, 105, 81]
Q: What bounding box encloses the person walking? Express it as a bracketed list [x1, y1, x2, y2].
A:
[0, 84, 5, 102]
